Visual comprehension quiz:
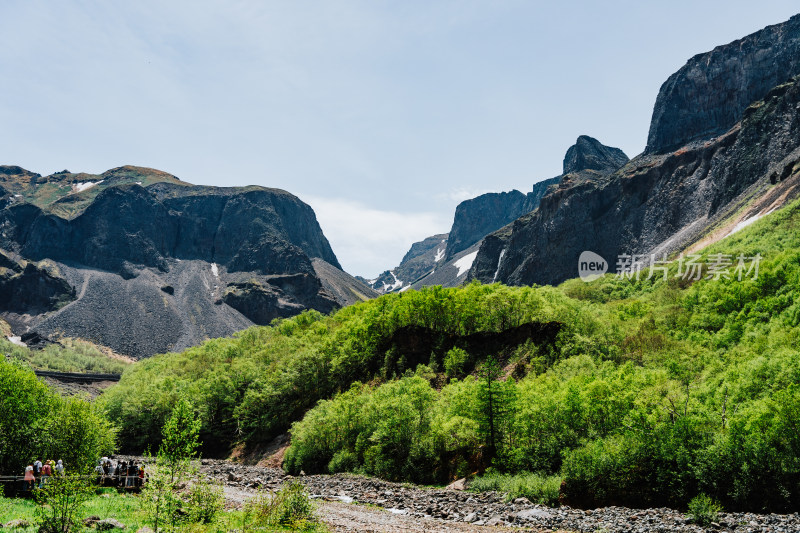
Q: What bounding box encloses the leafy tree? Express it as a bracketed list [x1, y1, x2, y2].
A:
[0, 357, 114, 476]
[141, 464, 179, 533]
[0, 356, 53, 474]
[158, 399, 201, 483]
[143, 399, 203, 532]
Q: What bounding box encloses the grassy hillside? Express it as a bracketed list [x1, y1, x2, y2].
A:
[0, 336, 131, 374]
[102, 196, 800, 512]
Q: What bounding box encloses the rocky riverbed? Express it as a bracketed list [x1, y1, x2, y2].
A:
[197, 459, 800, 533]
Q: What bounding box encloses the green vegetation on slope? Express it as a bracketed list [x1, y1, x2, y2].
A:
[104, 197, 800, 512]
[102, 281, 590, 455]
[0, 356, 115, 475]
[0, 337, 130, 374]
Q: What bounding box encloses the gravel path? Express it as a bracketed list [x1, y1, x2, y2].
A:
[220, 482, 533, 532]
[198, 459, 800, 533]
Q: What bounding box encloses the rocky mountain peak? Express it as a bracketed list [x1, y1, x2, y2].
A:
[646, 14, 800, 154]
[562, 135, 629, 175]
[0, 166, 43, 188]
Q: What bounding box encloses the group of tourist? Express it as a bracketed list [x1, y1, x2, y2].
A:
[22, 458, 64, 490]
[94, 457, 146, 488]
[19, 457, 147, 492]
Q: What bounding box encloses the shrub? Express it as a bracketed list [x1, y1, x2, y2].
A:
[444, 347, 469, 379]
[244, 482, 317, 529]
[328, 449, 359, 473]
[470, 472, 561, 507]
[34, 475, 92, 533]
[687, 494, 722, 526]
[184, 475, 224, 524]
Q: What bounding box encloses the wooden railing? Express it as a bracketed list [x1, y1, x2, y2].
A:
[0, 474, 143, 498]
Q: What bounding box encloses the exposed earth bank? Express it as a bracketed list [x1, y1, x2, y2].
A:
[198, 459, 800, 533]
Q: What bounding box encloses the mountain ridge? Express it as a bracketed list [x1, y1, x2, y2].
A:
[0, 165, 373, 358]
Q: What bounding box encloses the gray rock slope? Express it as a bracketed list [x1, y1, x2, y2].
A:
[0, 166, 371, 358]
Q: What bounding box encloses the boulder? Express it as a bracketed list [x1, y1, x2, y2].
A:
[446, 478, 467, 491]
[96, 518, 126, 530]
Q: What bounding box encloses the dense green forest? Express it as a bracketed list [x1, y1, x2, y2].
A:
[101, 197, 800, 512]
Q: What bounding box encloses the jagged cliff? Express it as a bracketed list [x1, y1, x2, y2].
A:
[646, 14, 800, 154]
[0, 166, 373, 357]
[444, 136, 627, 263]
[471, 15, 800, 287]
[444, 186, 551, 261]
[364, 136, 628, 293]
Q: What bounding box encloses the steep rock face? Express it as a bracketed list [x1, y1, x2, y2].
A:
[646, 14, 800, 154]
[0, 252, 74, 314]
[362, 233, 449, 293]
[443, 136, 628, 262]
[444, 181, 560, 261]
[0, 183, 340, 278]
[472, 75, 800, 286]
[445, 191, 529, 261]
[563, 136, 629, 174]
[0, 168, 365, 357]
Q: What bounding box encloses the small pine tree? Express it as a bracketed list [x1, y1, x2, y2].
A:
[476, 356, 516, 462]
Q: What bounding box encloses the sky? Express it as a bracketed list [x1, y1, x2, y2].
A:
[1, 1, 798, 278]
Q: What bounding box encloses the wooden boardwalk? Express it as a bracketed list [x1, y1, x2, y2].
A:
[0, 475, 141, 498]
[33, 370, 121, 383]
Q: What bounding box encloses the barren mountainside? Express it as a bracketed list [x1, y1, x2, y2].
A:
[0, 166, 373, 358]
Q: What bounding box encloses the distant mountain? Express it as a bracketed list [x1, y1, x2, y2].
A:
[386, 136, 625, 291]
[367, 135, 629, 293]
[470, 14, 800, 287]
[360, 233, 448, 293]
[0, 165, 375, 358]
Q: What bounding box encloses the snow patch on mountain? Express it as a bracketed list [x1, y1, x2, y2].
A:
[73, 180, 103, 193]
[729, 208, 777, 236]
[382, 271, 404, 292]
[493, 249, 507, 282]
[7, 335, 25, 347]
[454, 251, 478, 277]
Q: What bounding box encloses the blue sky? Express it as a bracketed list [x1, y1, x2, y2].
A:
[1, 1, 798, 277]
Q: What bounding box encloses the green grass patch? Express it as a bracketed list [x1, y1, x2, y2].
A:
[469, 472, 562, 506]
[1, 338, 129, 374]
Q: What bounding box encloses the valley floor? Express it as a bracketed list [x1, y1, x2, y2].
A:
[199, 459, 800, 533]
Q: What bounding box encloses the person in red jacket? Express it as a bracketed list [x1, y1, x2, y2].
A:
[40, 460, 52, 487]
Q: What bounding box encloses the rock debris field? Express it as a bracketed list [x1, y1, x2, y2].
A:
[198, 459, 800, 533]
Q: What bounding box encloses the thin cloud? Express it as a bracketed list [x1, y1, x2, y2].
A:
[303, 196, 450, 278]
[439, 186, 497, 203]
